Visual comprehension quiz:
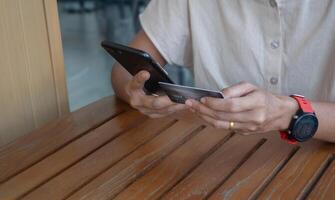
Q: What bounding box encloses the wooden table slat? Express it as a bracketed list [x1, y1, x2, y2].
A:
[22, 116, 176, 200]
[114, 127, 231, 200]
[161, 134, 264, 200]
[67, 120, 203, 200]
[0, 110, 146, 200]
[258, 141, 332, 199]
[208, 134, 295, 200]
[0, 96, 125, 183]
[307, 155, 335, 200]
[1, 96, 334, 200]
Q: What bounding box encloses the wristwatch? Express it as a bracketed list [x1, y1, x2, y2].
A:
[279, 95, 319, 144]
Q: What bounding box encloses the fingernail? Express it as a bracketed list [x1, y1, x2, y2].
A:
[142, 73, 148, 79]
[185, 100, 192, 107]
[200, 98, 206, 104]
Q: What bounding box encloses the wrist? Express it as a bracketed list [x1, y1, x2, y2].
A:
[278, 95, 299, 130]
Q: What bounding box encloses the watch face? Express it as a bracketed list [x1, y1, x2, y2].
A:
[292, 114, 318, 142]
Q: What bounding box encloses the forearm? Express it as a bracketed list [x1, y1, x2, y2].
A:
[186, 82, 335, 144]
[312, 101, 335, 143]
[111, 64, 132, 103]
[278, 97, 335, 143]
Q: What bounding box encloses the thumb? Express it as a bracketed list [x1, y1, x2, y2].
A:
[130, 70, 150, 90]
[222, 82, 257, 98]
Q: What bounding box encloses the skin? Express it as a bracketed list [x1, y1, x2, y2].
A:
[111, 30, 188, 118]
[112, 30, 335, 143]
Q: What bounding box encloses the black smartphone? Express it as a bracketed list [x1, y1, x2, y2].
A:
[101, 41, 174, 94]
[159, 82, 224, 104]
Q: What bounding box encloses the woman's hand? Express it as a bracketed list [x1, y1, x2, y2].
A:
[126, 70, 187, 118]
[185, 82, 299, 135]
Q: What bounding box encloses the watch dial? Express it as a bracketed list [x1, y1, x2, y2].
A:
[292, 114, 318, 142]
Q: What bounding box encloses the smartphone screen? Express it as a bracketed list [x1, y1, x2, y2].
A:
[101, 41, 174, 94]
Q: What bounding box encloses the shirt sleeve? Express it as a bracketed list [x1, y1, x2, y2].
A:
[139, 0, 193, 67]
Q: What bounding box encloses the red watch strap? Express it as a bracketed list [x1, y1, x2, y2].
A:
[291, 95, 313, 113]
[279, 131, 297, 145]
[278, 95, 314, 145]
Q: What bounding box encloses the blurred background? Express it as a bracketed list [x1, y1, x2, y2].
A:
[57, 0, 194, 111]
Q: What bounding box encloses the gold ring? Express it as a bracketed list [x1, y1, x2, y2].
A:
[228, 121, 235, 130]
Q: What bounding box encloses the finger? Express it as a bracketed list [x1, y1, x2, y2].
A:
[138, 107, 168, 118]
[235, 131, 259, 136]
[164, 103, 188, 113]
[137, 98, 187, 117]
[209, 110, 261, 123]
[236, 130, 269, 136]
[222, 82, 257, 98]
[129, 70, 150, 91]
[199, 115, 259, 132]
[141, 105, 187, 119]
[194, 99, 267, 124]
[142, 95, 175, 110]
[185, 99, 217, 119]
[145, 103, 187, 115]
[201, 92, 260, 113]
[147, 113, 167, 119]
[136, 106, 157, 114]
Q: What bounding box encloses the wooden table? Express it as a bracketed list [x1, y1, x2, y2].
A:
[0, 96, 334, 200]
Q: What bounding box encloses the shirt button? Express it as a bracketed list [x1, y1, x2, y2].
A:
[270, 77, 279, 85]
[270, 40, 280, 49]
[269, 0, 277, 7]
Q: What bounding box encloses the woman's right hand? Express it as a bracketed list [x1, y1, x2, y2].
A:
[125, 70, 187, 118]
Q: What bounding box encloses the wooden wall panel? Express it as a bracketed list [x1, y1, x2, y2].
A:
[44, 0, 69, 116]
[0, 0, 69, 146]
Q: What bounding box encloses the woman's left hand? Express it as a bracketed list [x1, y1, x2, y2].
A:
[185, 82, 299, 135]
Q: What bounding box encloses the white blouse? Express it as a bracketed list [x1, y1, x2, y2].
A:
[140, 0, 335, 101]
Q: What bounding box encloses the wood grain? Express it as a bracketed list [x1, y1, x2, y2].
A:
[19, 0, 60, 128]
[0, 110, 145, 200]
[208, 134, 295, 200]
[307, 156, 335, 200]
[258, 140, 331, 199]
[162, 134, 264, 200]
[43, 0, 69, 116]
[0, 0, 37, 145]
[0, 96, 125, 183]
[22, 117, 176, 200]
[1, 96, 335, 199]
[67, 120, 203, 200]
[114, 127, 231, 200]
[0, 0, 69, 146]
